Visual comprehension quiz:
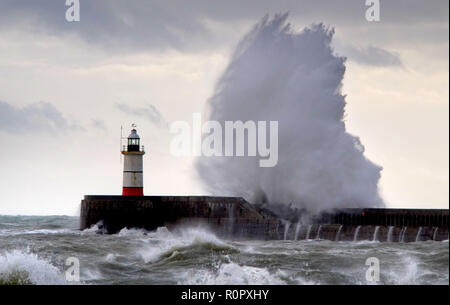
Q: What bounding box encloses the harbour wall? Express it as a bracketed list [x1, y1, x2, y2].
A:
[80, 195, 280, 239]
[80, 195, 449, 241]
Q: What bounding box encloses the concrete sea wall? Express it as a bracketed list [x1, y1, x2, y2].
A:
[80, 195, 281, 239]
[80, 195, 449, 242]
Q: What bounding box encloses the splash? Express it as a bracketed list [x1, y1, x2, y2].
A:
[315, 225, 322, 240]
[353, 226, 361, 242]
[373, 226, 380, 242]
[282, 220, 291, 240]
[387, 226, 394, 242]
[0, 250, 67, 285]
[306, 224, 313, 240]
[335, 225, 343, 241]
[180, 259, 285, 285]
[196, 13, 383, 215]
[118, 227, 149, 236]
[294, 222, 302, 240]
[82, 221, 107, 234]
[415, 227, 423, 242]
[433, 228, 439, 241]
[399, 227, 407, 243]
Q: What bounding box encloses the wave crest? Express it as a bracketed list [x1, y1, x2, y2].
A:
[0, 250, 67, 285]
[138, 227, 234, 263]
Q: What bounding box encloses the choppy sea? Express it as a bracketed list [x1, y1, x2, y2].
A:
[0, 215, 448, 285]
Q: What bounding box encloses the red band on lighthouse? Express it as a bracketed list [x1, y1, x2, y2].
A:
[122, 187, 144, 196]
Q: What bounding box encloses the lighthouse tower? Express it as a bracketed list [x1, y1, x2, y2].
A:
[121, 127, 145, 196]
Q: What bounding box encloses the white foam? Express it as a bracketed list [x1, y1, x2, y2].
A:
[81, 221, 106, 234]
[80, 268, 104, 282]
[105, 253, 117, 263]
[0, 250, 67, 285]
[25, 229, 72, 235]
[383, 255, 447, 285]
[0, 228, 72, 236]
[118, 227, 148, 236]
[386, 256, 420, 285]
[180, 260, 285, 285]
[275, 269, 317, 285]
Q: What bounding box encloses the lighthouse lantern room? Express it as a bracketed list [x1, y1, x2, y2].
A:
[121, 126, 145, 196]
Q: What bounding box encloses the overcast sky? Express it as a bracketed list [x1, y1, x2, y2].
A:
[0, 0, 448, 215]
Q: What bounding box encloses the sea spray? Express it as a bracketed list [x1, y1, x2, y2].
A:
[404, 227, 408, 242]
[0, 250, 67, 285]
[400, 227, 408, 243]
[373, 226, 380, 242]
[387, 226, 394, 242]
[306, 224, 313, 240]
[228, 204, 235, 237]
[335, 225, 343, 241]
[316, 225, 322, 240]
[195, 14, 384, 214]
[398, 227, 404, 242]
[294, 223, 302, 240]
[353, 226, 361, 242]
[82, 221, 107, 234]
[181, 260, 285, 285]
[433, 228, 439, 241]
[283, 221, 291, 240]
[415, 227, 423, 242]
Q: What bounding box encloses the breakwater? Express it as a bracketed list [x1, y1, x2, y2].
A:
[80, 195, 280, 239]
[80, 195, 449, 242]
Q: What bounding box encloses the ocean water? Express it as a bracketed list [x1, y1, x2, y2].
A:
[0, 215, 448, 285]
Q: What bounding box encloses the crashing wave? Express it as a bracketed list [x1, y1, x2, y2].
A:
[0, 250, 67, 285]
[138, 227, 234, 263]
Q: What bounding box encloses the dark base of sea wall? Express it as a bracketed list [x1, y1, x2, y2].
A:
[80, 195, 449, 242]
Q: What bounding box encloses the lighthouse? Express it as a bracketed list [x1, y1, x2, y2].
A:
[121, 126, 145, 196]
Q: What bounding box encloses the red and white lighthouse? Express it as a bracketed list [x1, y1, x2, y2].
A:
[121, 127, 145, 196]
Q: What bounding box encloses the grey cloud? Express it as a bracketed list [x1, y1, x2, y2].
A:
[0, 101, 81, 134]
[0, 0, 447, 53]
[345, 46, 403, 67]
[116, 103, 167, 128]
[91, 119, 107, 131]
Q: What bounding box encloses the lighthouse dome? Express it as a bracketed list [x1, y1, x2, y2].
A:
[126, 127, 142, 152]
[128, 128, 140, 139]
